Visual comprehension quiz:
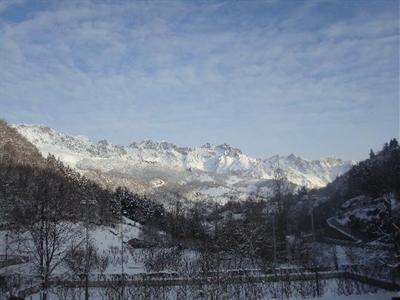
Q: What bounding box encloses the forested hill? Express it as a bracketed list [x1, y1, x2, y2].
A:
[0, 120, 185, 239]
[316, 138, 400, 203]
[313, 138, 400, 245]
[0, 119, 114, 226]
[0, 119, 45, 167]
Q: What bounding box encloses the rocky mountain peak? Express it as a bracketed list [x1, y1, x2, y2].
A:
[13, 123, 355, 189]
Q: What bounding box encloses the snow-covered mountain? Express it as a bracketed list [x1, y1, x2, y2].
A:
[14, 124, 354, 202]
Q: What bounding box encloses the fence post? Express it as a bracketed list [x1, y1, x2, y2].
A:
[315, 271, 320, 297]
[391, 267, 395, 285]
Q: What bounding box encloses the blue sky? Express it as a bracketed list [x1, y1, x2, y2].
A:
[0, 0, 398, 160]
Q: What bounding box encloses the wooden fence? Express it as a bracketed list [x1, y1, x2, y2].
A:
[15, 270, 400, 298]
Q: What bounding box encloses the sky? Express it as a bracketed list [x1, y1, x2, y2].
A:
[0, 0, 398, 160]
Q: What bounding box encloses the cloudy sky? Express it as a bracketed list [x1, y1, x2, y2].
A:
[0, 0, 398, 160]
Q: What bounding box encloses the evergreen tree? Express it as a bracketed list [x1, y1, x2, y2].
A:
[369, 149, 375, 159]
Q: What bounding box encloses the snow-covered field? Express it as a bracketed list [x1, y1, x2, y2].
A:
[1, 218, 396, 300]
[0, 217, 146, 277]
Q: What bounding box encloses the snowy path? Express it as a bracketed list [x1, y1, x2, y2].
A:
[326, 217, 362, 243]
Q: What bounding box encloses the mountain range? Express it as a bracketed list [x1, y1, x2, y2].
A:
[14, 124, 355, 203]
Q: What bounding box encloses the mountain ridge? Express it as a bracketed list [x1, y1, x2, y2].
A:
[14, 124, 354, 193]
[14, 124, 350, 162]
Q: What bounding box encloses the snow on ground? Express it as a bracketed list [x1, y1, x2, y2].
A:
[200, 186, 232, 197]
[225, 175, 243, 185]
[312, 242, 393, 270]
[92, 217, 142, 252]
[236, 183, 258, 194]
[335, 208, 377, 227]
[1, 221, 397, 299]
[0, 218, 146, 276]
[189, 173, 215, 183]
[305, 293, 399, 300]
[150, 178, 165, 187]
[90, 218, 147, 274]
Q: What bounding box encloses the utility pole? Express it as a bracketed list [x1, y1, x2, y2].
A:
[81, 199, 97, 300]
[311, 208, 315, 242]
[310, 197, 316, 242]
[120, 199, 125, 300]
[4, 233, 8, 279]
[85, 202, 89, 300]
[272, 209, 277, 265]
[5, 233, 8, 260]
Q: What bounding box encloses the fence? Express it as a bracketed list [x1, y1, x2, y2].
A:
[4, 266, 399, 298]
[0, 255, 29, 268]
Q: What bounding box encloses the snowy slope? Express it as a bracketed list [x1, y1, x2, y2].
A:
[14, 124, 354, 196]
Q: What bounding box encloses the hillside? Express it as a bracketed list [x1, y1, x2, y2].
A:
[0, 120, 116, 228]
[0, 120, 44, 167]
[0, 120, 196, 243]
[314, 139, 400, 246]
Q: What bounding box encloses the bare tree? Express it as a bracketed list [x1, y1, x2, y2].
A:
[272, 163, 289, 203]
[271, 163, 291, 261]
[8, 168, 78, 300]
[64, 240, 109, 279]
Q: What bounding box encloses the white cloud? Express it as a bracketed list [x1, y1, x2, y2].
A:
[0, 0, 398, 159]
[0, 0, 25, 13]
